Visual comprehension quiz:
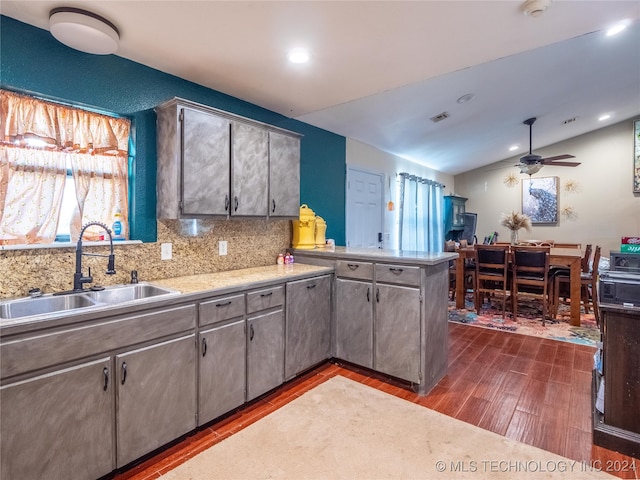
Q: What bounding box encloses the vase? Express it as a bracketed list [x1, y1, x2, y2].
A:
[510, 229, 519, 245]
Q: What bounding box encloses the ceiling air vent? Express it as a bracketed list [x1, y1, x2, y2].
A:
[562, 117, 578, 125]
[430, 112, 450, 123]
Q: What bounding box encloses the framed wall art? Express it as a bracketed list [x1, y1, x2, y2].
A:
[522, 176, 558, 224]
[634, 119, 640, 193]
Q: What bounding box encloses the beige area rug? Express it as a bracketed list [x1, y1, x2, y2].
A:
[161, 376, 612, 480]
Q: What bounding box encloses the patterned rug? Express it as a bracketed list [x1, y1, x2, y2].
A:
[448, 294, 600, 347]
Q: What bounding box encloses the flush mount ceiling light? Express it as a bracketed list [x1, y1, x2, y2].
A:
[521, 0, 552, 18]
[287, 49, 310, 64]
[456, 93, 475, 104]
[49, 7, 120, 55]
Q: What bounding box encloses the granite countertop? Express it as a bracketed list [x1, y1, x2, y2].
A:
[1, 263, 333, 337]
[292, 246, 457, 266]
[151, 263, 333, 295]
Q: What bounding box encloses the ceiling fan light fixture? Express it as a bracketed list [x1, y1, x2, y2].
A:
[521, 0, 552, 18]
[49, 7, 120, 55]
[519, 163, 543, 175]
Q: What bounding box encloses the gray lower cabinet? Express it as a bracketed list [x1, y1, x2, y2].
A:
[336, 278, 373, 368]
[0, 357, 113, 480]
[374, 284, 421, 383]
[247, 309, 285, 400]
[269, 131, 300, 217]
[285, 275, 332, 379]
[198, 319, 246, 426]
[116, 334, 196, 467]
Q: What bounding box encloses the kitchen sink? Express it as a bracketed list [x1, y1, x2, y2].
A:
[0, 294, 99, 320]
[85, 284, 177, 304]
[0, 283, 180, 321]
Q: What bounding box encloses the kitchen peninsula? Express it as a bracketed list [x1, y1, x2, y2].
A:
[293, 246, 457, 395]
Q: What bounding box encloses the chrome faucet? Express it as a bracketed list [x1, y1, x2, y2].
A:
[73, 221, 116, 292]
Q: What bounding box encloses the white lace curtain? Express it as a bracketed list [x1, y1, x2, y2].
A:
[0, 90, 130, 244]
[398, 173, 444, 252]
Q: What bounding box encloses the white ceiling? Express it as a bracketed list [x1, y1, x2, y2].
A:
[2, 1, 639, 175]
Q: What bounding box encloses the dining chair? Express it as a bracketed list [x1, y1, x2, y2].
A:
[474, 244, 510, 317]
[552, 242, 582, 249]
[549, 244, 592, 313]
[511, 246, 551, 325]
[552, 245, 601, 325]
[445, 240, 457, 300]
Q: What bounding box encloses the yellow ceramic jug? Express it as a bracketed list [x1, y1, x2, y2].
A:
[315, 216, 327, 247]
[291, 204, 316, 249]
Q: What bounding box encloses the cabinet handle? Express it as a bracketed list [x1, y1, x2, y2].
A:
[367, 287, 370, 302]
[234, 196, 239, 212]
[202, 337, 207, 357]
[103, 367, 109, 391]
[121, 362, 127, 385]
[272, 199, 276, 213]
[389, 267, 404, 274]
[250, 324, 255, 341]
[376, 288, 380, 303]
[260, 292, 273, 297]
[215, 301, 232, 307]
[347, 263, 359, 270]
[224, 194, 229, 211]
[307, 284, 316, 289]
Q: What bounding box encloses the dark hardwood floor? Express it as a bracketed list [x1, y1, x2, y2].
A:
[114, 322, 638, 480]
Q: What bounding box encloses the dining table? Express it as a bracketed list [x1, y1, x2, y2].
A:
[454, 246, 583, 326]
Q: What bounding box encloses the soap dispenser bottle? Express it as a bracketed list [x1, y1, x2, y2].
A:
[111, 209, 125, 241]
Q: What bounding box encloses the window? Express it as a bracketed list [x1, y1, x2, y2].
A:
[0, 90, 130, 244]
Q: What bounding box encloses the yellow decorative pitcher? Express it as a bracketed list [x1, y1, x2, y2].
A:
[291, 204, 316, 249]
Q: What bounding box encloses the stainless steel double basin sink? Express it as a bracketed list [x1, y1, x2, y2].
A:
[0, 284, 180, 321]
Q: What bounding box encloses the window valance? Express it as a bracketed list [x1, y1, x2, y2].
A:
[0, 89, 130, 156]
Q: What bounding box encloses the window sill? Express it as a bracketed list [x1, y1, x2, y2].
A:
[1, 240, 143, 251]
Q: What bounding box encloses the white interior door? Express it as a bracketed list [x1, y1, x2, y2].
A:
[346, 168, 383, 248]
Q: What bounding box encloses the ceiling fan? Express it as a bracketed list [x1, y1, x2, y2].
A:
[515, 117, 581, 175]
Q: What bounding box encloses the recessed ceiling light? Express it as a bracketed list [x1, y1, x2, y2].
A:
[598, 114, 611, 121]
[456, 93, 475, 104]
[509, 145, 519, 152]
[287, 49, 310, 64]
[606, 24, 627, 36]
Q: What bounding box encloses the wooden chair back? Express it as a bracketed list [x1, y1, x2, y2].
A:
[511, 246, 551, 324]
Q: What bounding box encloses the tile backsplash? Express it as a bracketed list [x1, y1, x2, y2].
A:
[0, 219, 291, 299]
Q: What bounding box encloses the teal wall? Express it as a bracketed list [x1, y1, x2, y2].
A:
[0, 16, 346, 244]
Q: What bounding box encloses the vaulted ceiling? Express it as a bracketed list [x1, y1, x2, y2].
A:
[2, 1, 639, 174]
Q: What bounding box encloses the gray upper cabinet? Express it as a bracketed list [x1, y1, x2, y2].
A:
[156, 97, 300, 219]
[116, 334, 196, 467]
[285, 275, 331, 380]
[182, 107, 231, 216]
[269, 132, 300, 217]
[231, 121, 269, 216]
[0, 357, 113, 480]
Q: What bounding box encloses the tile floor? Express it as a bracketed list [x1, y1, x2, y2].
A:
[112, 322, 639, 480]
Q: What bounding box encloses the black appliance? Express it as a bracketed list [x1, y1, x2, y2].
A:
[599, 252, 640, 307]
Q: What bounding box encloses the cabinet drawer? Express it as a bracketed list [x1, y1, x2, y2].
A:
[199, 294, 245, 327]
[375, 264, 421, 287]
[246, 286, 284, 314]
[336, 261, 374, 280]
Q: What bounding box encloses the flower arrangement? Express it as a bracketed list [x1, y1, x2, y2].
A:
[499, 211, 532, 232]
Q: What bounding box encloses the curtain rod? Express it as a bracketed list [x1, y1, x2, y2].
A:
[398, 172, 445, 189]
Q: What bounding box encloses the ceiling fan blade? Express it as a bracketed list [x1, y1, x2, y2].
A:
[540, 154, 575, 162]
[541, 161, 582, 167]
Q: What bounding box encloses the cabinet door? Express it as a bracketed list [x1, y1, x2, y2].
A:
[231, 122, 269, 216]
[374, 284, 421, 383]
[336, 279, 373, 368]
[269, 132, 300, 217]
[247, 309, 285, 401]
[285, 275, 331, 379]
[182, 107, 231, 216]
[1, 358, 113, 480]
[116, 335, 196, 467]
[199, 320, 246, 425]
